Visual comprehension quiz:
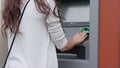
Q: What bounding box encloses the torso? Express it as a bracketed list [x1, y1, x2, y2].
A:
[7, 0, 58, 68]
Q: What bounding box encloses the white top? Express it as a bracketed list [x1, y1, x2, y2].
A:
[6, 0, 68, 68]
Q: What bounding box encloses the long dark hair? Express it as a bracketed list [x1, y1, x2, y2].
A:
[1, 0, 61, 37]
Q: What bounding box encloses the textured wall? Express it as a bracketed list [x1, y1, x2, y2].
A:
[0, 0, 8, 67]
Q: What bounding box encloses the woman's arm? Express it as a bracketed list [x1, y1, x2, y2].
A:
[47, 21, 87, 52]
[47, 0, 87, 52]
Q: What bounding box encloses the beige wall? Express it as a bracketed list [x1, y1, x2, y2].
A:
[0, 0, 8, 67]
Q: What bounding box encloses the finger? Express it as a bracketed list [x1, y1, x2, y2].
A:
[82, 32, 87, 35]
[82, 33, 87, 37]
[78, 32, 87, 37]
[78, 34, 87, 42]
[80, 35, 88, 42]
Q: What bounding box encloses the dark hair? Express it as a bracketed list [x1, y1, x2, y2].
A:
[1, 0, 61, 37]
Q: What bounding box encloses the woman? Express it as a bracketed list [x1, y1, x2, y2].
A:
[2, 0, 87, 68]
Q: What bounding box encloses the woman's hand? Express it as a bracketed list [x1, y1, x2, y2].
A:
[72, 32, 88, 45]
[61, 32, 88, 52]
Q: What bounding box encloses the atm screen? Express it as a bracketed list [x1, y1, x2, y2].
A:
[59, 0, 90, 22]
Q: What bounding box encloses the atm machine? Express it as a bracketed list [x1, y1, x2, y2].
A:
[56, 0, 99, 68]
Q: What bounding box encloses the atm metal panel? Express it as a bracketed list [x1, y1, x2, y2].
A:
[57, 0, 99, 68]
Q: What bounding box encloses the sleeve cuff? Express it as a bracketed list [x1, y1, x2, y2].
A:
[55, 36, 68, 50]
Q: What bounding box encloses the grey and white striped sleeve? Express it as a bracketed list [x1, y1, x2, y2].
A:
[46, 0, 68, 50]
[47, 21, 68, 50]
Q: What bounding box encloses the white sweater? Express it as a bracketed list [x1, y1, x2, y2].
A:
[6, 0, 68, 68]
